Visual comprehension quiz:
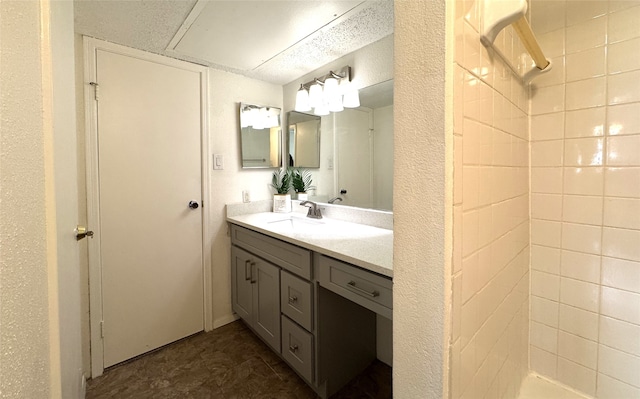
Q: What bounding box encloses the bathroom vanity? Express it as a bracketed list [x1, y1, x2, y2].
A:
[227, 209, 392, 398]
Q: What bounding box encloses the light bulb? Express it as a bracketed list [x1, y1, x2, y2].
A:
[313, 102, 329, 116]
[295, 85, 311, 112]
[343, 87, 360, 108]
[308, 82, 323, 108]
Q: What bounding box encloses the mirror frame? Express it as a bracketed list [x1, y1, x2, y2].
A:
[287, 111, 321, 168]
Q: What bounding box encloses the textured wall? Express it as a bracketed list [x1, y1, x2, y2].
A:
[207, 69, 282, 327]
[449, 1, 531, 398]
[393, 1, 450, 397]
[0, 1, 53, 397]
[529, 1, 640, 396]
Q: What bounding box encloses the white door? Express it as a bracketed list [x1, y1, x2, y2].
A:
[334, 108, 373, 208]
[93, 47, 205, 368]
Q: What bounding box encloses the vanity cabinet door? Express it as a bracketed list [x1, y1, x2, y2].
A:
[231, 246, 253, 321]
[253, 259, 281, 352]
[231, 246, 281, 352]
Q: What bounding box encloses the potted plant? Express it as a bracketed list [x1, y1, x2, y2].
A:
[270, 168, 292, 213]
[292, 168, 316, 201]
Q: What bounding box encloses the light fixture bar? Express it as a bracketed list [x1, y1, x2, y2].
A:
[300, 66, 352, 90]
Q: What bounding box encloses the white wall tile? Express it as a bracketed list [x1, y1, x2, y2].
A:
[598, 344, 640, 388]
[537, 29, 566, 59]
[604, 167, 640, 198]
[566, 47, 606, 82]
[564, 167, 604, 196]
[531, 295, 559, 328]
[531, 85, 565, 115]
[607, 135, 640, 166]
[531, 167, 563, 194]
[531, 219, 562, 248]
[532, 140, 564, 167]
[608, 70, 640, 105]
[597, 372, 640, 399]
[562, 195, 603, 226]
[557, 358, 597, 396]
[561, 250, 601, 284]
[560, 277, 600, 313]
[531, 244, 561, 275]
[566, 0, 607, 27]
[604, 198, 640, 230]
[462, 209, 479, 258]
[566, 107, 606, 138]
[558, 331, 598, 369]
[566, 15, 607, 53]
[531, 1, 566, 34]
[531, 113, 565, 141]
[608, 5, 640, 44]
[530, 346, 558, 379]
[532, 194, 563, 221]
[531, 271, 560, 301]
[561, 223, 602, 255]
[600, 316, 640, 357]
[602, 227, 640, 262]
[559, 304, 599, 341]
[564, 137, 604, 167]
[566, 77, 606, 110]
[608, 37, 640, 74]
[608, 103, 640, 136]
[601, 286, 640, 325]
[602, 256, 640, 294]
[531, 321, 559, 353]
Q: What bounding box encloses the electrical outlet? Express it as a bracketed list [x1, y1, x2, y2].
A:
[242, 190, 250, 203]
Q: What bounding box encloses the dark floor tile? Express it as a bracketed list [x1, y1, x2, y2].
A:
[87, 320, 390, 399]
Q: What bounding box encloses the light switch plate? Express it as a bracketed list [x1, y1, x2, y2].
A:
[213, 154, 224, 170]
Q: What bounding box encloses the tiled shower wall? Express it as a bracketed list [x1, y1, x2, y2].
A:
[449, 1, 531, 398]
[529, 1, 640, 397]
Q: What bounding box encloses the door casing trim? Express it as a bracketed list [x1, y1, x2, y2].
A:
[83, 37, 212, 378]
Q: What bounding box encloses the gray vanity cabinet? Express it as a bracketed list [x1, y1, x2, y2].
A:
[231, 245, 281, 352]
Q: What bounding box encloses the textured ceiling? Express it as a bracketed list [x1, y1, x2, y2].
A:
[74, 0, 394, 85]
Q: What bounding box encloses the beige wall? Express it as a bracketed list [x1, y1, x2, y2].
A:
[529, 1, 640, 397]
[0, 0, 59, 396]
[449, 1, 532, 398]
[393, 1, 450, 397]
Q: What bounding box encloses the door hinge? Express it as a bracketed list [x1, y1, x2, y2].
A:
[100, 320, 104, 338]
[90, 82, 99, 101]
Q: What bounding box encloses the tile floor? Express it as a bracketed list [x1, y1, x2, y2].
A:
[87, 320, 391, 399]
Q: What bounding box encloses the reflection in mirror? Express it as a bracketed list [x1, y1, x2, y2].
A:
[312, 80, 393, 211]
[288, 111, 320, 168]
[239, 103, 282, 168]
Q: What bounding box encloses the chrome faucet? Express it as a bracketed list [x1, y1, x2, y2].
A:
[328, 197, 343, 204]
[300, 200, 323, 219]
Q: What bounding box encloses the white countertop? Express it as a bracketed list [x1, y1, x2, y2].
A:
[227, 212, 393, 278]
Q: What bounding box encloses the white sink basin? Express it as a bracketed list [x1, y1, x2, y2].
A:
[267, 214, 326, 228]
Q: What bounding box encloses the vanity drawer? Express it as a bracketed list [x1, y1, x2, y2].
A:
[230, 225, 312, 279]
[317, 255, 392, 319]
[281, 315, 314, 383]
[281, 270, 313, 331]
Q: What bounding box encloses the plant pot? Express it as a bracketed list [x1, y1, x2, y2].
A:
[273, 194, 292, 213]
[296, 192, 308, 201]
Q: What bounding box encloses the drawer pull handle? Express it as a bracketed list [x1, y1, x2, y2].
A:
[289, 344, 299, 353]
[250, 262, 256, 284]
[347, 281, 380, 298]
[244, 260, 252, 281]
[288, 296, 298, 304]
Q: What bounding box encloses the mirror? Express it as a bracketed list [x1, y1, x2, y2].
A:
[296, 80, 393, 211]
[287, 111, 320, 168]
[239, 103, 282, 168]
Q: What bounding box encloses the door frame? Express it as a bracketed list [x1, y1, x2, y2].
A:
[83, 37, 212, 377]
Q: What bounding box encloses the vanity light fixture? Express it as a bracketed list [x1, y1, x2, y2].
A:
[294, 66, 359, 116]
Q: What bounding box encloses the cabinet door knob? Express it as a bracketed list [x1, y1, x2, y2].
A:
[188, 200, 199, 209]
[288, 296, 298, 304]
[289, 344, 299, 353]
